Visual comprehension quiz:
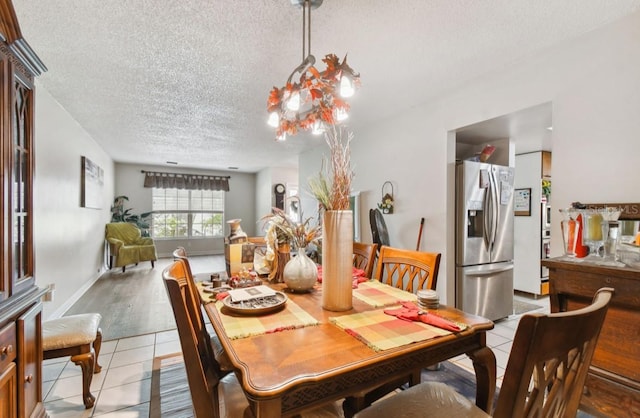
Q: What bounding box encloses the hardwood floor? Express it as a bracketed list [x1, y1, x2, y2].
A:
[64, 255, 225, 341]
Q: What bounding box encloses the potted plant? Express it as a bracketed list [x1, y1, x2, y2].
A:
[111, 195, 153, 236]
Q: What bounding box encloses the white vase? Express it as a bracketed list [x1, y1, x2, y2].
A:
[227, 218, 247, 243]
[283, 247, 317, 292]
[321, 210, 353, 311]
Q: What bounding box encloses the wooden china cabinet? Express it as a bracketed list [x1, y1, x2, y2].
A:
[0, 0, 48, 417]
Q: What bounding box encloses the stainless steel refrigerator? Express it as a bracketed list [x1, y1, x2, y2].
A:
[455, 160, 515, 321]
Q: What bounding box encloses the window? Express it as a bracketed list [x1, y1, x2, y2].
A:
[151, 188, 224, 238]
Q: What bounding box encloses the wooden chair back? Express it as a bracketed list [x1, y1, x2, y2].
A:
[493, 287, 614, 418]
[162, 260, 223, 418]
[352, 288, 615, 418]
[373, 246, 440, 293]
[173, 246, 188, 258]
[172, 246, 194, 276]
[170, 250, 227, 370]
[353, 242, 378, 278]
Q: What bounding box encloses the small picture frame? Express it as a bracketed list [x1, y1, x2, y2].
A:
[514, 188, 531, 216]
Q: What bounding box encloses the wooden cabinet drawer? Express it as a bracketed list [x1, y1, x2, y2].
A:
[0, 323, 17, 370]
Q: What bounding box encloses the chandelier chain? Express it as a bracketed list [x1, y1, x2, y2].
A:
[302, 0, 312, 60]
[266, 0, 359, 139]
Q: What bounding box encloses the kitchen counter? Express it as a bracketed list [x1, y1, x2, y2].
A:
[542, 258, 640, 417]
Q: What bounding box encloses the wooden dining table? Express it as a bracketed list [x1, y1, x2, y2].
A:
[201, 281, 496, 418]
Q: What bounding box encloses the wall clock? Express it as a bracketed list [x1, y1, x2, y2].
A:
[274, 183, 286, 210]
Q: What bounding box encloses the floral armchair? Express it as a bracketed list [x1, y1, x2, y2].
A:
[105, 222, 157, 272]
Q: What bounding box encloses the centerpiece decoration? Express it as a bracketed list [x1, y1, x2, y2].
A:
[262, 208, 321, 291]
[308, 125, 354, 311]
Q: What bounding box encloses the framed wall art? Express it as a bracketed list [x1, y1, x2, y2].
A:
[81, 156, 104, 209]
[514, 188, 531, 216]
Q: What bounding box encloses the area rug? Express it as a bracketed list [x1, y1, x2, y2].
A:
[513, 299, 543, 315]
[149, 352, 488, 417]
[150, 353, 193, 418]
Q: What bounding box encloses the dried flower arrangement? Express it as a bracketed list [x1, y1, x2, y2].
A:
[308, 126, 354, 211]
[262, 207, 321, 250]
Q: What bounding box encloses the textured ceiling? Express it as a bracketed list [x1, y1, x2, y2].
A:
[12, 0, 640, 173]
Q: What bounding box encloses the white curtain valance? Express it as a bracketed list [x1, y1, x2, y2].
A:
[142, 171, 230, 191]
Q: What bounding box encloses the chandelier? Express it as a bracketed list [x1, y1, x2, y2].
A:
[267, 0, 360, 141]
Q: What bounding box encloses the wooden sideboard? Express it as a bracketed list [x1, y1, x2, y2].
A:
[542, 258, 640, 417]
[0, 287, 48, 418]
[0, 0, 48, 416]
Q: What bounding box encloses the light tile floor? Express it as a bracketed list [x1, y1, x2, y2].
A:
[42, 293, 549, 417]
[42, 329, 182, 417]
[449, 293, 550, 389]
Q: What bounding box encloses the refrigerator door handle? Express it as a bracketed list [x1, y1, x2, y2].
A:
[465, 264, 514, 276]
[482, 175, 491, 250]
[489, 168, 499, 251]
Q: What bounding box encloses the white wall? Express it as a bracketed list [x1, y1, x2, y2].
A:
[300, 10, 640, 305]
[114, 163, 258, 257]
[513, 152, 543, 294]
[255, 166, 299, 233]
[255, 168, 273, 231]
[34, 83, 114, 320]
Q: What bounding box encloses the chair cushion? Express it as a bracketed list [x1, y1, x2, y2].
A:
[42, 313, 102, 351]
[353, 381, 489, 418]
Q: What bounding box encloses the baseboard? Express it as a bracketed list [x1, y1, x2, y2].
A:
[157, 250, 224, 258]
[46, 272, 102, 319]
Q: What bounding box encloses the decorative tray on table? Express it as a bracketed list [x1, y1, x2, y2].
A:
[221, 286, 287, 315]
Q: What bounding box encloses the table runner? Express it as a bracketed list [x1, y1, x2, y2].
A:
[196, 282, 319, 340]
[353, 280, 418, 308]
[330, 308, 451, 351]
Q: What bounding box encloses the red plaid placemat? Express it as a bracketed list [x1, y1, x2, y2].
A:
[330, 309, 451, 351]
[353, 280, 418, 308]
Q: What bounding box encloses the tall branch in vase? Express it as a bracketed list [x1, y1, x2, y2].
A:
[308, 125, 354, 212]
[308, 125, 355, 311]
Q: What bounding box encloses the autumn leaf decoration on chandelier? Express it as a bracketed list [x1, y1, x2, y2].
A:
[267, 0, 360, 141]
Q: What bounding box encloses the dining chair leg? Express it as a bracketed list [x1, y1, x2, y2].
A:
[468, 345, 497, 413]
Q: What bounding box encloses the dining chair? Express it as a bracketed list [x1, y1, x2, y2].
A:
[353, 287, 615, 418]
[171, 249, 234, 374]
[373, 245, 441, 293]
[344, 246, 442, 416]
[162, 260, 344, 418]
[353, 242, 378, 278]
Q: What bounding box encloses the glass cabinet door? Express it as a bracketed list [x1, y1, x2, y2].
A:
[10, 73, 35, 296]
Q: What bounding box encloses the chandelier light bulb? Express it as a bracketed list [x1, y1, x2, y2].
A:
[267, 111, 280, 128]
[311, 120, 325, 135]
[339, 75, 355, 98]
[276, 132, 287, 142]
[335, 108, 349, 122]
[286, 91, 301, 111]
